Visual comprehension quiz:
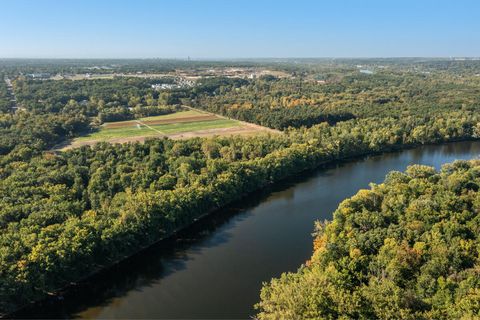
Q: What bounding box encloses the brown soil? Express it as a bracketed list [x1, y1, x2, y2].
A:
[142, 115, 219, 125]
[167, 125, 271, 139]
[103, 121, 138, 129]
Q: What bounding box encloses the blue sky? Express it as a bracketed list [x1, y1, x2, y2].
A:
[1, 0, 479, 58]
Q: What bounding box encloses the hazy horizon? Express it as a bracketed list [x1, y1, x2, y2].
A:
[1, 56, 479, 61]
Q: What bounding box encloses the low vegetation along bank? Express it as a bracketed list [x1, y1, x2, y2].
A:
[257, 160, 480, 319]
[1, 112, 480, 315]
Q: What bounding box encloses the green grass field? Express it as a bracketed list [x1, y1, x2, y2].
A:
[150, 119, 240, 134]
[75, 124, 155, 141]
[74, 111, 241, 142]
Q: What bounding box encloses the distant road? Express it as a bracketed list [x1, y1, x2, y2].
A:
[4, 77, 22, 112]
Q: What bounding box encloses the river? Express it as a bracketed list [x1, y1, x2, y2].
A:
[15, 141, 480, 319]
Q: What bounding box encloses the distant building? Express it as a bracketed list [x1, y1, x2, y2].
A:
[359, 69, 374, 75]
[152, 83, 178, 90]
[26, 73, 51, 79]
[151, 78, 194, 90]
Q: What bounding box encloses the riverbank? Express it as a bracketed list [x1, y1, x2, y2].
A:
[257, 158, 480, 318]
[6, 137, 480, 319]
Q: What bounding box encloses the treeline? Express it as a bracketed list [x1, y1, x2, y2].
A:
[6, 58, 480, 77]
[14, 77, 180, 121]
[1, 110, 479, 314]
[221, 105, 354, 129]
[188, 76, 355, 129]
[0, 112, 89, 157]
[0, 76, 13, 113]
[0, 59, 264, 75]
[186, 72, 480, 129]
[257, 160, 480, 319]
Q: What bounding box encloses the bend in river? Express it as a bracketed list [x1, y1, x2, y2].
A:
[15, 141, 480, 319]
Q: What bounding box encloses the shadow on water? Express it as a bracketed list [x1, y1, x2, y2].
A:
[11, 163, 341, 319]
[10, 140, 480, 319]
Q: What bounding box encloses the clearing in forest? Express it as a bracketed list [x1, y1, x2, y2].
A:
[60, 109, 276, 150]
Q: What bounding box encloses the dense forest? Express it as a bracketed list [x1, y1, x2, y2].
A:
[14, 77, 180, 121]
[1, 59, 480, 315]
[257, 160, 480, 319]
[187, 71, 480, 129]
[0, 76, 13, 113]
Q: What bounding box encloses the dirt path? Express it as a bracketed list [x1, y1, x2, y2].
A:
[4, 77, 21, 113]
[135, 120, 165, 137]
